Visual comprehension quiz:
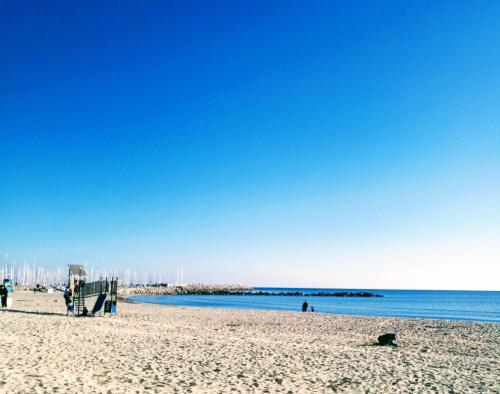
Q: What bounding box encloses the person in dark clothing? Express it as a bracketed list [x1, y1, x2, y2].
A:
[0, 285, 8, 308]
[302, 300, 308, 312]
[378, 333, 398, 347]
[65, 286, 74, 315]
[63, 286, 72, 306]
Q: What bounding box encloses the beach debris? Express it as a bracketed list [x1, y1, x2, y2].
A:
[378, 333, 398, 347]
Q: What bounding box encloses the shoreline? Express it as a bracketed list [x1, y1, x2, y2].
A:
[127, 294, 500, 325]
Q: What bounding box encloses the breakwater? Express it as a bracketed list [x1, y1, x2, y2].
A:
[119, 285, 382, 298]
[211, 291, 382, 297]
[250, 291, 382, 297]
[118, 284, 253, 296]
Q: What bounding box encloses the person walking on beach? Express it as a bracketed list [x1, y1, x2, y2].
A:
[63, 286, 72, 305]
[0, 285, 8, 308]
[302, 300, 308, 312]
[64, 285, 73, 315]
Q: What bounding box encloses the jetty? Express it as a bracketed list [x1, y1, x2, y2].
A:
[249, 291, 383, 297]
[119, 285, 382, 298]
[118, 284, 253, 296]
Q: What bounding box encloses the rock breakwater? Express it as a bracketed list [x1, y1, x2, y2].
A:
[120, 285, 382, 298]
[119, 284, 253, 296]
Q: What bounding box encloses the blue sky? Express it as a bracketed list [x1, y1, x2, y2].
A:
[1, 1, 499, 289]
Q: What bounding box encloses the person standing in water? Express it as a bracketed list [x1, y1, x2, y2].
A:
[302, 300, 308, 312]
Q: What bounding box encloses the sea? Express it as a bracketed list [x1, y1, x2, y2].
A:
[130, 288, 500, 323]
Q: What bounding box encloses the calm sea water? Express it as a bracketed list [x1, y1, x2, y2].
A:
[130, 288, 500, 323]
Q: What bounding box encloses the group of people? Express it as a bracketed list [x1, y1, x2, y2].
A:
[301, 300, 315, 312]
[0, 284, 9, 308]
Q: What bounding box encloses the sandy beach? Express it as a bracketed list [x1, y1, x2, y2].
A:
[0, 292, 498, 393]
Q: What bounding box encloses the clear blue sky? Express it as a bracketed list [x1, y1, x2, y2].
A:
[1, 1, 499, 289]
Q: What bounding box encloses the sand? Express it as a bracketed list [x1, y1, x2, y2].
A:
[0, 292, 498, 393]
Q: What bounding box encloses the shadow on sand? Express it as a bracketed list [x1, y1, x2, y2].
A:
[0, 308, 66, 317]
[358, 342, 400, 348]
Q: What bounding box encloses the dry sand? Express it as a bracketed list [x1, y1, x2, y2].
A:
[0, 292, 498, 393]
